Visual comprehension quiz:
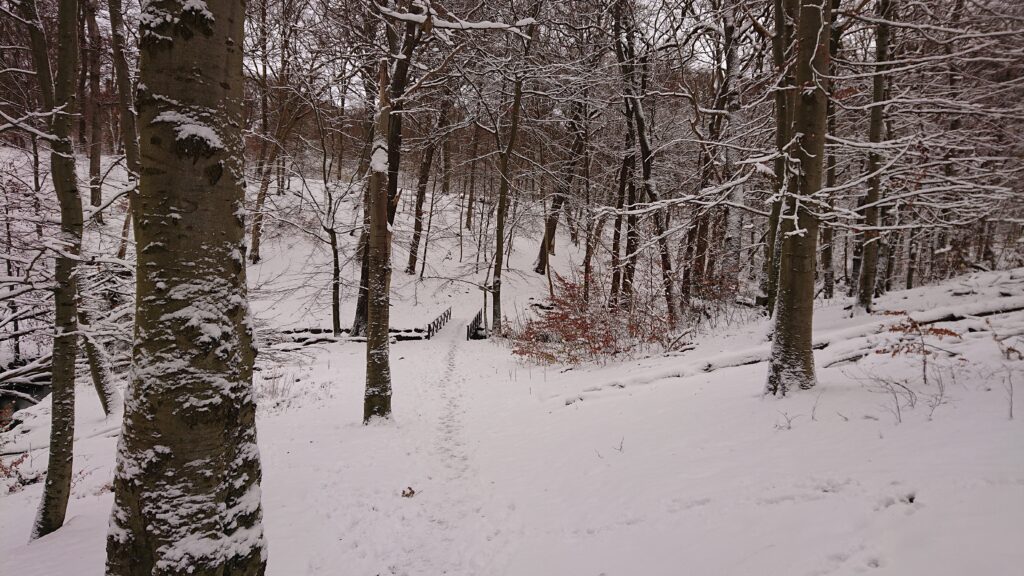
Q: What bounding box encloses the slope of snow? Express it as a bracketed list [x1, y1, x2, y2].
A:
[2, 164, 1022, 575]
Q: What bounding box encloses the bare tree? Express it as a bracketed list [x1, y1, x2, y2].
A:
[765, 0, 834, 396]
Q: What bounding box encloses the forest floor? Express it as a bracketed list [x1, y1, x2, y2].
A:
[1, 164, 1022, 575]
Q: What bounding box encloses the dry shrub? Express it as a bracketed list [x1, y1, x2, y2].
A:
[511, 274, 669, 365]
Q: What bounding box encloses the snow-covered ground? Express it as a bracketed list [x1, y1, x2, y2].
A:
[1, 164, 1022, 575]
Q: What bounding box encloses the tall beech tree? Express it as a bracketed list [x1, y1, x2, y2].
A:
[765, 0, 834, 396]
[364, 60, 393, 422]
[106, 0, 268, 573]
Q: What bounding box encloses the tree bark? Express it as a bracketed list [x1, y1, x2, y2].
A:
[464, 122, 480, 231]
[84, 0, 103, 214]
[762, 0, 800, 314]
[855, 0, 891, 313]
[108, 0, 141, 260]
[107, 1, 267, 573]
[407, 103, 448, 274]
[820, 0, 843, 300]
[350, 94, 378, 338]
[364, 62, 393, 422]
[765, 0, 833, 396]
[607, 116, 634, 307]
[24, 0, 81, 540]
[79, 298, 121, 416]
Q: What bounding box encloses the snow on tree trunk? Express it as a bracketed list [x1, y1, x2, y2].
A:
[23, 0, 82, 541]
[364, 61, 393, 423]
[766, 0, 833, 396]
[106, 1, 267, 572]
[79, 303, 122, 416]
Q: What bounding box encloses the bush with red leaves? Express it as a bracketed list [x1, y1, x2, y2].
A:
[511, 275, 670, 365]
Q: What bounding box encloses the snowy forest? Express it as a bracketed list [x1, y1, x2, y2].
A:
[0, 0, 1022, 573]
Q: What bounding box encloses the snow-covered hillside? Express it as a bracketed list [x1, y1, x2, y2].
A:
[2, 168, 1022, 575]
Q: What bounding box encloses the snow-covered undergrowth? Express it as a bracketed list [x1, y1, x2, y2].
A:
[1, 164, 1022, 575]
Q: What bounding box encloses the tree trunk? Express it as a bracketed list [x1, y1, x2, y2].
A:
[84, 0, 103, 215]
[765, 0, 833, 396]
[607, 119, 634, 307]
[534, 194, 565, 275]
[614, 0, 678, 327]
[762, 0, 800, 314]
[720, 0, 744, 286]
[23, 0, 82, 541]
[407, 104, 447, 274]
[79, 296, 121, 416]
[350, 101, 377, 337]
[535, 106, 584, 275]
[854, 0, 891, 313]
[491, 16, 537, 334]
[328, 227, 341, 336]
[107, 2, 267, 573]
[464, 122, 479, 231]
[364, 62, 393, 422]
[821, 0, 842, 300]
[419, 178, 438, 279]
[248, 144, 283, 263]
[622, 171, 639, 306]
[109, 0, 140, 260]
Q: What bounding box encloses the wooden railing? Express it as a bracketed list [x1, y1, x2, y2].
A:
[280, 306, 453, 347]
[425, 307, 452, 339]
[466, 308, 485, 340]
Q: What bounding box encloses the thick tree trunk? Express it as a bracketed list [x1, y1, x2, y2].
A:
[23, 0, 81, 541]
[765, 0, 833, 396]
[107, 2, 267, 573]
[854, 0, 891, 313]
[364, 62, 393, 422]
